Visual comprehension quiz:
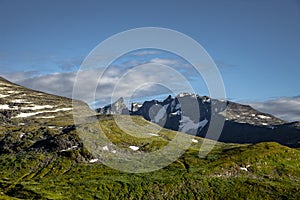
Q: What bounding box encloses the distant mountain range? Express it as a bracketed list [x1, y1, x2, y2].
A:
[97, 94, 300, 147]
[0, 76, 299, 149]
[0, 76, 299, 199]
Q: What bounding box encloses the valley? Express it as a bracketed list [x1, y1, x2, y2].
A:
[0, 77, 299, 199]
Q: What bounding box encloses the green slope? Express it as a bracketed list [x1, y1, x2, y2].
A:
[0, 115, 299, 199]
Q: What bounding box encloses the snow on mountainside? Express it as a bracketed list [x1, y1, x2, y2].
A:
[0, 76, 92, 125]
[224, 101, 286, 126]
[0, 76, 95, 158]
[1, 76, 299, 149]
[97, 93, 300, 147]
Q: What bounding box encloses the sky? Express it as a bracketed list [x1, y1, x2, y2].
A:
[0, 0, 299, 121]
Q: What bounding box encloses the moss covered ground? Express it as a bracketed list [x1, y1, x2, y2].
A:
[0, 115, 299, 199]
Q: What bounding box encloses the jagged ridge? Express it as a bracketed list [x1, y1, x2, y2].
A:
[97, 93, 300, 147]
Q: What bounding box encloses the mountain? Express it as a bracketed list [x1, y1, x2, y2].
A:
[0, 76, 93, 156]
[95, 97, 129, 114]
[98, 93, 300, 147]
[0, 76, 92, 124]
[0, 77, 299, 199]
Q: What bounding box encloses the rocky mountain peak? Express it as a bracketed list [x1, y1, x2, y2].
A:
[97, 93, 300, 147]
[95, 97, 129, 115]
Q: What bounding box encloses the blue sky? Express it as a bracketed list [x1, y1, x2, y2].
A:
[0, 0, 300, 121]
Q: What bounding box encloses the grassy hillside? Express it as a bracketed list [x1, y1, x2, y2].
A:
[0, 115, 299, 199]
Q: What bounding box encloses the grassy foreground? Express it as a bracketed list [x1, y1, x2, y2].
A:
[0, 115, 299, 199]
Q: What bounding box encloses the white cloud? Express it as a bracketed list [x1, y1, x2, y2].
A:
[15, 72, 76, 98]
[150, 58, 179, 66]
[0, 52, 210, 108]
[5, 69, 298, 123]
[3, 62, 195, 107]
[129, 50, 163, 56]
[2, 71, 40, 82]
[249, 96, 300, 122]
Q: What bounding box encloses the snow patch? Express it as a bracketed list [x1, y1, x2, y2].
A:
[7, 91, 18, 94]
[15, 112, 42, 118]
[132, 103, 142, 112]
[0, 94, 9, 98]
[258, 115, 271, 119]
[129, 146, 139, 151]
[20, 133, 25, 138]
[0, 104, 10, 109]
[21, 105, 54, 110]
[53, 108, 72, 112]
[102, 146, 109, 151]
[178, 93, 196, 98]
[11, 99, 32, 103]
[203, 97, 211, 103]
[60, 146, 78, 152]
[14, 107, 72, 118]
[179, 116, 208, 133]
[240, 167, 248, 172]
[37, 116, 55, 119]
[89, 159, 99, 163]
[170, 110, 181, 116]
[147, 133, 159, 137]
[191, 139, 198, 143]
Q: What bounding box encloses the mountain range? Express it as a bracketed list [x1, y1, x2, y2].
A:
[97, 93, 300, 148]
[0, 76, 299, 199]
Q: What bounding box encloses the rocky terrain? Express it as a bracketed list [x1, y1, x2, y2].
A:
[95, 97, 129, 115]
[0, 76, 93, 158]
[0, 76, 299, 199]
[0, 77, 91, 125]
[98, 93, 300, 147]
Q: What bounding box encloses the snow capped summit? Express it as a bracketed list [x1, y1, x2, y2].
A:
[177, 93, 197, 98]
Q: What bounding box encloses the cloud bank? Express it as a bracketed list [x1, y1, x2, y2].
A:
[2, 70, 299, 122]
[249, 96, 300, 122]
[3, 62, 194, 107]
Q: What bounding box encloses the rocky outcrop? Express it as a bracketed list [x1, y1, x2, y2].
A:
[95, 97, 129, 115]
[0, 76, 93, 123]
[131, 94, 215, 135]
[127, 94, 300, 147]
[0, 76, 93, 161]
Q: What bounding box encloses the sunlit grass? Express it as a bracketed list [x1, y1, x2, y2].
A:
[0, 115, 299, 199]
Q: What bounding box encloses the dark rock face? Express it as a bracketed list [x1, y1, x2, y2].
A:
[131, 94, 216, 135]
[131, 102, 142, 112]
[126, 93, 299, 147]
[220, 121, 300, 147]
